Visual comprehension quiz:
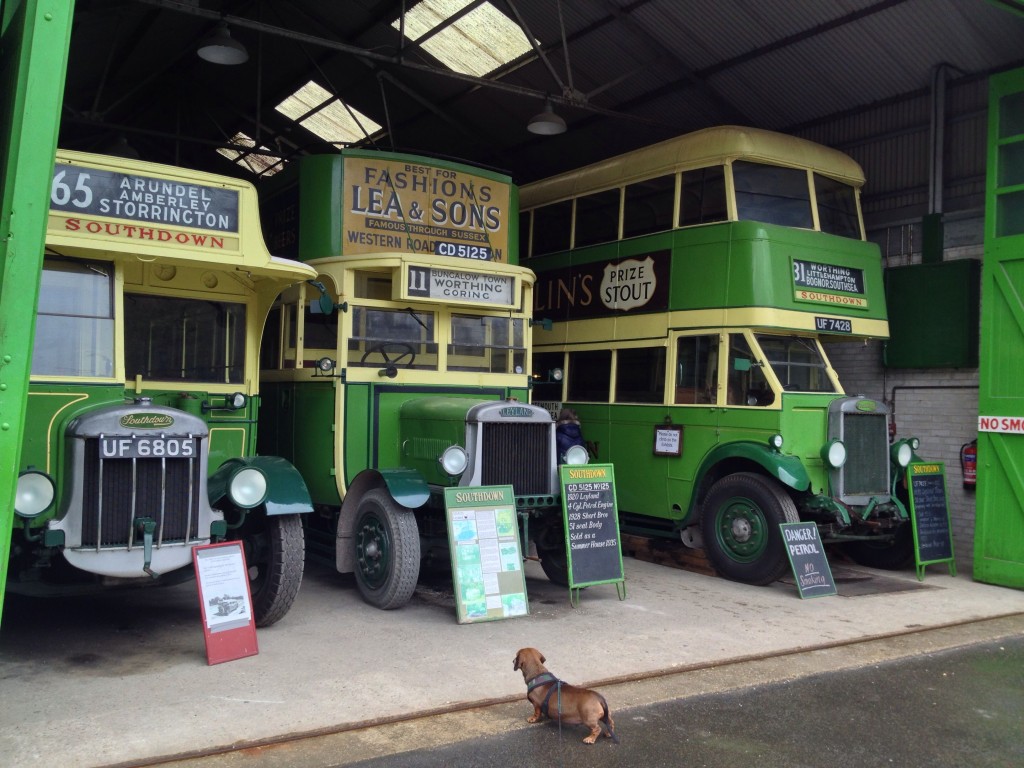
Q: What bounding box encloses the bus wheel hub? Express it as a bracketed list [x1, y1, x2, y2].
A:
[731, 517, 753, 542]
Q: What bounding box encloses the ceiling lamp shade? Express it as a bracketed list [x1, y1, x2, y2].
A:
[527, 99, 567, 135]
[197, 23, 249, 65]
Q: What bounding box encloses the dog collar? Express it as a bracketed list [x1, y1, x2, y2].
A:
[526, 672, 559, 692]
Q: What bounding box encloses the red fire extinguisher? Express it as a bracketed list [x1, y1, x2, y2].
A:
[960, 439, 977, 489]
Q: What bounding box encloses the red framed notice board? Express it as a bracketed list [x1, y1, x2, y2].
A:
[192, 541, 258, 665]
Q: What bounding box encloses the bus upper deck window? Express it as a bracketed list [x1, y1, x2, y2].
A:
[814, 174, 861, 239]
[530, 200, 572, 257]
[567, 349, 611, 402]
[349, 306, 437, 370]
[623, 174, 674, 239]
[532, 351, 564, 402]
[33, 258, 114, 378]
[755, 334, 837, 394]
[679, 166, 726, 227]
[615, 347, 666, 404]
[733, 161, 813, 229]
[125, 295, 246, 384]
[449, 315, 525, 374]
[573, 188, 620, 248]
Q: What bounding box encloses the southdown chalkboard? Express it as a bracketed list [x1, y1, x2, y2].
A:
[907, 462, 957, 580]
[559, 464, 625, 605]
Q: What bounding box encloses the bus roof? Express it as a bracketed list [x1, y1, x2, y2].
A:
[48, 150, 316, 283]
[519, 126, 866, 209]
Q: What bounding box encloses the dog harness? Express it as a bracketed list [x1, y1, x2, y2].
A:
[526, 672, 563, 718]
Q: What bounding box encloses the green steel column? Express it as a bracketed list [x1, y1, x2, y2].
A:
[0, 1, 75, 625]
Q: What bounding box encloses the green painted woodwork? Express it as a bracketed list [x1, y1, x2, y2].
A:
[0, 0, 75, 624]
[883, 260, 981, 368]
[975, 66, 1024, 588]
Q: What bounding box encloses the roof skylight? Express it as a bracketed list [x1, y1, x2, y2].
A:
[276, 81, 381, 146]
[217, 132, 283, 176]
[394, 0, 532, 78]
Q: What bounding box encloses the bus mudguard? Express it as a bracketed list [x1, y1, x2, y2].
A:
[335, 467, 430, 574]
[697, 441, 811, 497]
[208, 456, 314, 516]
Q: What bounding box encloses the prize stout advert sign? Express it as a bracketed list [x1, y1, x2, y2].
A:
[342, 155, 511, 262]
[559, 464, 625, 602]
[781, 522, 837, 598]
[443, 486, 528, 624]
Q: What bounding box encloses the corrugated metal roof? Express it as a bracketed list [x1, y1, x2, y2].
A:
[60, 0, 1024, 192]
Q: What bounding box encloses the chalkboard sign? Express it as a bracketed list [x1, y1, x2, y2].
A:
[907, 462, 957, 580]
[444, 486, 529, 624]
[559, 464, 625, 604]
[780, 522, 837, 599]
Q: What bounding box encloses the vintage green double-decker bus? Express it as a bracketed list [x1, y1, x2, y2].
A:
[257, 150, 586, 610]
[523, 126, 920, 585]
[9, 152, 315, 626]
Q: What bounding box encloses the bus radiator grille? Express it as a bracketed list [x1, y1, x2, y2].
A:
[839, 411, 889, 497]
[81, 441, 202, 548]
[480, 422, 552, 496]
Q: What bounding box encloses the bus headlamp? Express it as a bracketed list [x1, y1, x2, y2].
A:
[551, 368, 563, 382]
[909, 436, 920, 451]
[439, 446, 469, 476]
[15, 470, 55, 518]
[891, 440, 914, 468]
[768, 434, 784, 450]
[564, 445, 589, 465]
[821, 439, 847, 469]
[228, 467, 268, 508]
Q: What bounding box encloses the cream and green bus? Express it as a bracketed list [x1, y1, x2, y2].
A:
[10, 152, 316, 625]
[523, 126, 920, 585]
[257, 151, 584, 609]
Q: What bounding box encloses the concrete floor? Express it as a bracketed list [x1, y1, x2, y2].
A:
[1, 556, 1023, 768]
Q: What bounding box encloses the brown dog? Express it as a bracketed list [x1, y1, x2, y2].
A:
[513, 647, 619, 744]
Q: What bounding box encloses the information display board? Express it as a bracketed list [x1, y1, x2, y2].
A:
[192, 541, 258, 665]
[780, 522, 837, 598]
[559, 464, 625, 605]
[444, 486, 529, 624]
[907, 462, 957, 580]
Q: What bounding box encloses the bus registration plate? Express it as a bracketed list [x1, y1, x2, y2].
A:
[814, 317, 852, 334]
[100, 436, 198, 459]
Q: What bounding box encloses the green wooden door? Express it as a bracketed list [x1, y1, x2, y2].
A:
[974, 67, 1024, 588]
[0, 1, 76, 623]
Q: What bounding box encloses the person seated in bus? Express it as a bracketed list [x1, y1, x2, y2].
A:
[555, 408, 585, 463]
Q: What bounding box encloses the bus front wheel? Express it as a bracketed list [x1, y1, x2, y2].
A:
[700, 472, 798, 586]
[232, 512, 305, 628]
[352, 489, 421, 609]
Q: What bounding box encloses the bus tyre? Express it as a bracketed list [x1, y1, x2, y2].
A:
[353, 489, 421, 610]
[538, 545, 569, 586]
[843, 522, 914, 570]
[234, 513, 305, 628]
[700, 472, 798, 586]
